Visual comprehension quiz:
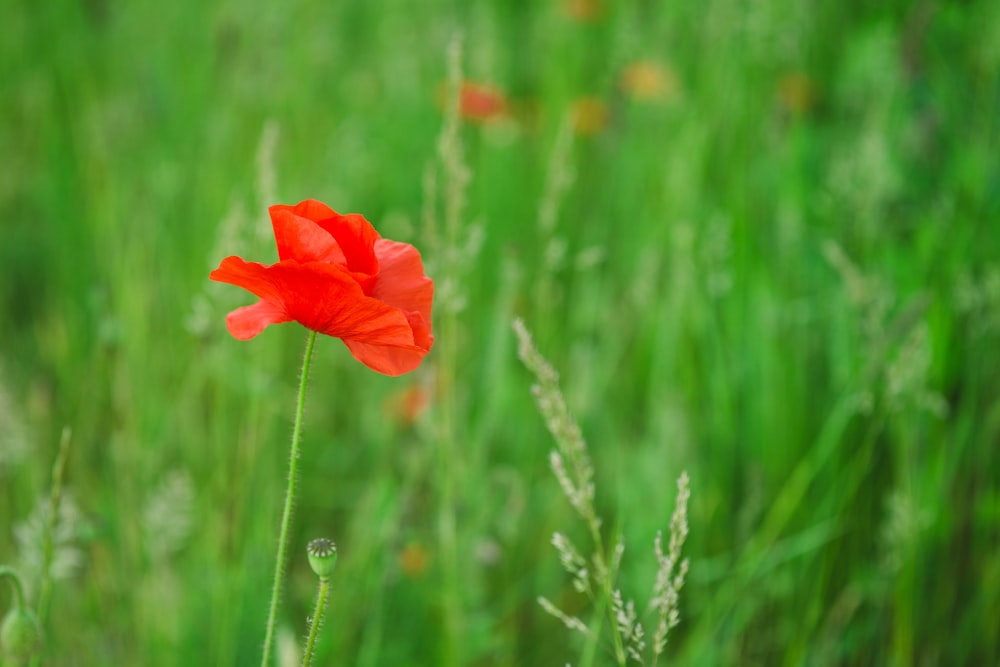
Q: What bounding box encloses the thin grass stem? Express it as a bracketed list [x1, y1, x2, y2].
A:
[434, 33, 467, 667]
[35, 427, 71, 630]
[26, 426, 71, 667]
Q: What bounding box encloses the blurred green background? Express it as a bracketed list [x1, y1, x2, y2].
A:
[2, 0, 999, 665]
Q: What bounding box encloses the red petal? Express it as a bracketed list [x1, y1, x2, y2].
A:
[341, 339, 430, 376]
[372, 239, 434, 328]
[277, 199, 338, 222]
[342, 309, 433, 376]
[404, 310, 434, 351]
[269, 203, 345, 264]
[225, 299, 292, 339]
[211, 257, 427, 366]
[210, 256, 288, 304]
[264, 263, 404, 340]
[314, 213, 380, 277]
[211, 205, 434, 375]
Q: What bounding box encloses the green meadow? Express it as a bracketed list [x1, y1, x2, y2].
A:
[2, 0, 999, 665]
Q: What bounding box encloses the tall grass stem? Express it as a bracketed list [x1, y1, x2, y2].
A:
[35, 427, 71, 629]
[26, 426, 71, 667]
[433, 33, 467, 667]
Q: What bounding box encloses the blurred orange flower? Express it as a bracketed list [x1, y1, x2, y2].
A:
[400, 541, 429, 576]
[455, 81, 508, 123]
[562, 0, 605, 21]
[620, 60, 680, 102]
[386, 384, 431, 425]
[572, 97, 609, 135]
[776, 72, 815, 116]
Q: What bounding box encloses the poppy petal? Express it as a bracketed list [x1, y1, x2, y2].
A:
[279, 199, 339, 222]
[210, 256, 288, 304]
[269, 204, 345, 264]
[225, 299, 292, 340]
[260, 263, 398, 338]
[223, 261, 424, 348]
[342, 309, 432, 376]
[314, 213, 380, 277]
[373, 239, 434, 327]
[210, 199, 434, 376]
[211, 255, 422, 348]
[404, 310, 434, 351]
[342, 338, 428, 376]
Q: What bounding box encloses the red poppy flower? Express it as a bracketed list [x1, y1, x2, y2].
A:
[209, 199, 434, 376]
[457, 81, 508, 122]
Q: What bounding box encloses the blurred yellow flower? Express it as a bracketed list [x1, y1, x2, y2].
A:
[776, 72, 815, 116]
[620, 60, 680, 102]
[400, 541, 429, 577]
[572, 97, 609, 135]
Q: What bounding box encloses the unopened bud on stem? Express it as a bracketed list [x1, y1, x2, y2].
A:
[307, 538, 338, 579]
[1, 567, 42, 661]
[1, 607, 42, 661]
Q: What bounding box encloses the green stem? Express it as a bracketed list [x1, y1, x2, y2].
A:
[580, 591, 607, 667]
[36, 427, 71, 629]
[586, 519, 626, 666]
[261, 330, 318, 667]
[0, 567, 28, 610]
[302, 577, 330, 667]
[26, 427, 72, 667]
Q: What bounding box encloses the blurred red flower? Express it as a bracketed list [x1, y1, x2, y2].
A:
[562, 0, 605, 22]
[457, 81, 508, 122]
[385, 383, 432, 425]
[210, 199, 434, 376]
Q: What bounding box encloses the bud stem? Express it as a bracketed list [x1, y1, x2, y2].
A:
[0, 568, 28, 610]
[301, 575, 330, 667]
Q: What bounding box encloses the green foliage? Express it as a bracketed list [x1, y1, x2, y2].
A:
[2, 0, 999, 665]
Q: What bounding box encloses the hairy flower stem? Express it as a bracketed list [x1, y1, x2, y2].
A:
[302, 576, 330, 667]
[438, 314, 460, 667]
[261, 330, 318, 667]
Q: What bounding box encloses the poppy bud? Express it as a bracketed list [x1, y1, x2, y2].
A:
[307, 538, 338, 579]
[1, 607, 42, 660]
